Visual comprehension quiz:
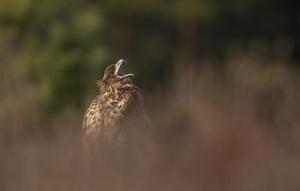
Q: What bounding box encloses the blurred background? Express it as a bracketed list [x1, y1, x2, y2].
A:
[1, 0, 300, 190]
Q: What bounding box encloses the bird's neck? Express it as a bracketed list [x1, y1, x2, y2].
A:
[99, 83, 138, 99]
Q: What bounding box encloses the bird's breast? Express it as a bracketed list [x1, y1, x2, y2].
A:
[101, 97, 128, 124]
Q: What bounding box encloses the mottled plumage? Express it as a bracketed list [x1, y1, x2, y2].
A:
[82, 59, 150, 152]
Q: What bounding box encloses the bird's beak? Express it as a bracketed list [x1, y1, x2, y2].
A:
[115, 59, 134, 78]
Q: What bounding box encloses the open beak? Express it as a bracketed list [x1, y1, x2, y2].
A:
[115, 59, 134, 78]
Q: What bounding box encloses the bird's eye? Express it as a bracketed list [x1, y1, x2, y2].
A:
[109, 69, 115, 76]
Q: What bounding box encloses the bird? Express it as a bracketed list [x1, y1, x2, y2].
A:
[82, 59, 150, 153]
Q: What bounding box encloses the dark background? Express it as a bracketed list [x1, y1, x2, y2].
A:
[0, 0, 299, 119]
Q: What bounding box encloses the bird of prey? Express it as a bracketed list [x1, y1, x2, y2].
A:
[82, 59, 150, 152]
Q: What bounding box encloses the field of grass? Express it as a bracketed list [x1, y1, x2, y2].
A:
[1, 51, 300, 191]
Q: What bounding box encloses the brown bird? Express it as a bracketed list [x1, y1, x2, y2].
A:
[82, 59, 150, 152]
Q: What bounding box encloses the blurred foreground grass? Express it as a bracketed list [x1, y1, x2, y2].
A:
[1, 50, 300, 191]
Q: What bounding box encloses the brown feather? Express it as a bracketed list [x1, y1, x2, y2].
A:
[82, 61, 150, 153]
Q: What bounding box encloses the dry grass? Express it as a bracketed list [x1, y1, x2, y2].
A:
[1, 52, 300, 191]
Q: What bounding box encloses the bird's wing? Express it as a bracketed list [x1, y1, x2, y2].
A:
[82, 95, 104, 151]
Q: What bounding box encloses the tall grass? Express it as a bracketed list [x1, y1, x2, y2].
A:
[1, 49, 300, 191]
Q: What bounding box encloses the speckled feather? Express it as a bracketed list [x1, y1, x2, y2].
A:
[82, 61, 150, 152]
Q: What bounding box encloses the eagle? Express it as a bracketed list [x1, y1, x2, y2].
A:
[82, 59, 150, 153]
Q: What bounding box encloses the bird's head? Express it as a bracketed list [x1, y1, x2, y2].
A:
[97, 59, 134, 93]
